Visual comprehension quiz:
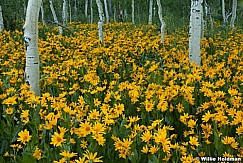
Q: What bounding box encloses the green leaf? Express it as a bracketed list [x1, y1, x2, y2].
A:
[148, 154, 159, 163]
[0, 156, 5, 163]
[22, 153, 36, 163]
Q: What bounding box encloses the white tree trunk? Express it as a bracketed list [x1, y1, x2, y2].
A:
[132, 0, 135, 24]
[104, 0, 109, 23]
[153, 5, 156, 17]
[85, 0, 88, 17]
[201, 3, 204, 38]
[62, 0, 68, 26]
[189, 0, 203, 66]
[205, 1, 213, 31]
[50, 0, 63, 34]
[124, 9, 128, 21]
[109, 0, 112, 17]
[96, 0, 104, 42]
[69, 0, 71, 22]
[0, 5, 4, 32]
[40, 2, 45, 25]
[23, 0, 42, 96]
[222, 0, 227, 24]
[91, 0, 93, 24]
[157, 0, 165, 43]
[114, 4, 116, 22]
[149, 0, 153, 24]
[230, 0, 237, 29]
[74, 0, 77, 21]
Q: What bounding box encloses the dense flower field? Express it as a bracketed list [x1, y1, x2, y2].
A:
[0, 23, 243, 163]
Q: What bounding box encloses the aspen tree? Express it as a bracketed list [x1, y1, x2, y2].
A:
[91, 0, 93, 24]
[222, 0, 227, 24]
[104, 0, 109, 23]
[189, 0, 203, 66]
[74, 0, 77, 21]
[23, 0, 42, 95]
[149, 0, 153, 24]
[96, 0, 104, 42]
[85, 0, 88, 17]
[157, 0, 165, 43]
[0, 5, 4, 32]
[230, 0, 237, 29]
[69, 0, 71, 22]
[50, 0, 63, 35]
[132, 0, 135, 24]
[62, 0, 68, 26]
[40, 2, 45, 25]
[205, 1, 213, 32]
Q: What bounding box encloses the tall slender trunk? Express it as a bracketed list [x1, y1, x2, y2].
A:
[62, 0, 67, 26]
[104, 0, 109, 23]
[132, 0, 135, 24]
[96, 0, 104, 42]
[41, 2, 45, 25]
[124, 9, 128, 21]
[149, 0, 153, 24]
[109, 0, 112, 18]
[85, 0, 88, 17]
[205, 1, 213, 32]
[201, 2, 204, 38]
[69, 0, 71, 22]
[90, 0, 93, 23]
[157, 0, 165, 43]
[230, 0, 237, 29]
[0, 5, 4, 31]
[114, 4, 116, 22]
[74, 0, 77, 21]
[222, 0, 227, 24]
[23, 0, 42, 96]
[189, 0, 203, 66]
[50, 0, 63, 34]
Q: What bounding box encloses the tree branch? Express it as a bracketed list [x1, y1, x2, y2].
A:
[46, 20, 75, 35]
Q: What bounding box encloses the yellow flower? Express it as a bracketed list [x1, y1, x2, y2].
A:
[3, 96, 17, 105]
[80, 140, 88, 149]
[177, 103, 184, 113]
[10, 144, 22, 149]
[83, 151, 103, 162]
[4, 151, 9, 156]
[75, 157, 86, 163]
[17, 129, 31, 144]
[141, 130, 152, 142]
[21, 110, 29, 118]
[114, 103, 124, 115]
[70, 138, 76, 144]
[60, 150, 77, 158]
[202, 111, 212, 123]
[33, 147, 42, 160]
[58, 126, 67, 135]
[149, 145, 159, 154]
[187, 119, 197, 128]
[5, 108, 13, 114]
[89, 109, 100, 119]
[50, 132, 66, 147]
[92, 134, 105, 146]
[144, 99, 154, 112]
[189, 136, 199, 146]
[79, 122, 92, 136]
[141, 145, 149, 154]
[93, 98, 101, 107]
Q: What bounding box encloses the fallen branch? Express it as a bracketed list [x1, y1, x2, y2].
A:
[46, 20, 75, 35]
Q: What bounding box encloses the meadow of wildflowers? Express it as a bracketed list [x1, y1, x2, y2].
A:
[0, 22, 243, 163]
